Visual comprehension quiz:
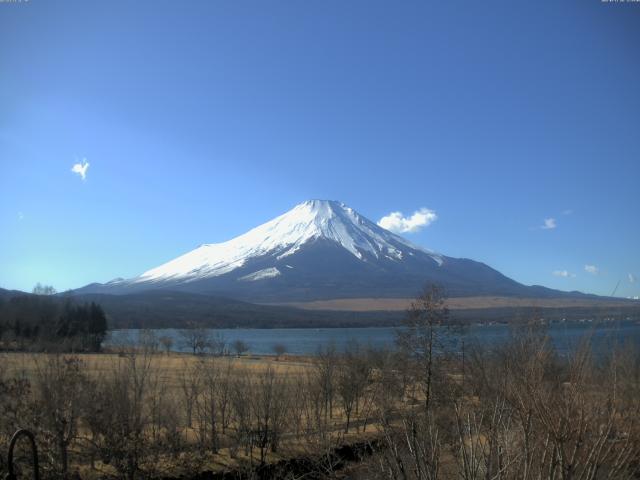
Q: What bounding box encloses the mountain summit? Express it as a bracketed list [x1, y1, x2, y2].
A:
[135, 199, 443, 284]
[76, 200, 571, 301]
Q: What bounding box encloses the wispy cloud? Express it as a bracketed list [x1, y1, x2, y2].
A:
[562, 209, 573, 215]
[584, 264, 599, 275]
[71, 158, 90, 180]
[553, 270, 576, 278]
[378, 207, 438, 234]
[18, 212, 24, 221]
[541, 218, 557, 230]
[630, 273, 636, 284]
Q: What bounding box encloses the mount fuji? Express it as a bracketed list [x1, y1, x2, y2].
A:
[75, 200, 580, 302]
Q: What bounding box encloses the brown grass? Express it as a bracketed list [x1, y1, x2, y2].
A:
[0, 350, 383, 478]
[266, 295, 636, 311]
[0, 351, 314, 383]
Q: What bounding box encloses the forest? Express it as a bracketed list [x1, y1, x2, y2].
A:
[0, 285, 108, 352]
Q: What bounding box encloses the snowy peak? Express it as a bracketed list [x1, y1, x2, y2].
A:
[74, 199, 545, 302]
[133, 200, 442, 284]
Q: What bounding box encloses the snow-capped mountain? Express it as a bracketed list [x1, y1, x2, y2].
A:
[75, 200, 565, 301]
[135, 200, 442, 283]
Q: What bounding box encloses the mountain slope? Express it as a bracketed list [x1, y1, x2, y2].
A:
[135, 199, 442, 283]
[74, 200, 589, 302]
[71, 290, 400, 329]
[64, 291, 640, 329]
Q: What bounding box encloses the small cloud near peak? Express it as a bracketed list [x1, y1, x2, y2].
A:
[378, 207, 437, 234]
[71, 158, 90, 180]
[553, 270, 575, 278]
[541, 218, 557, 230]
[629, 273, 636, 283]
[584, 264, 599, 275]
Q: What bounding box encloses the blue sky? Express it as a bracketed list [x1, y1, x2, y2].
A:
[1, 0, 639, 297]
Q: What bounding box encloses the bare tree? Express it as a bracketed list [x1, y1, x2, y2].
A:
[315, 343, 338, 423]
[32, 283, 57, 295]
[179, 360, 201, 429]
[334, 341, 371, 433]
[33, 355, 85, 477]
[138, 329, 159, 353]
[210, 331, 227, 356]
[273, 343, 287, 359]
[194, 357, 224, 452]
[229, 371, 252, 459]
[452, 325, 640, 480]
[374, 285, 454, 480]
[179, 326, 212, 355]
[159, 335, 173, 354]
[249, 366, 291, 463]
[232, 339, 249, 356]
[0, 362, 33, 476]
[217, 358, 234, 434]
[336, 361, 357, 433]
[87, 352, 156, 480]
[397, 284, 454, 413]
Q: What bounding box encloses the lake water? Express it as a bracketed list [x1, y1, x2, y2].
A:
[106, 320, 640, 356]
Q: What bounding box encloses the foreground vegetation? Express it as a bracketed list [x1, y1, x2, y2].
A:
[0, 287, 638, 479]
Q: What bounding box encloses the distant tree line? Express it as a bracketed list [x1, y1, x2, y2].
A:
[0, 285, 107, 352]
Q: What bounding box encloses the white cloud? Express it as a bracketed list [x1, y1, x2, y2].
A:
[71, 158, 90, 180]
[378, 207, 438, 234]
[562, 209, 573, 215]
[18, 212, 24, 221]
[553, 270, 575, 278]
[629, 273, 636, 283]
[541, 218, 557, 230]
[584, 264, 599, 275]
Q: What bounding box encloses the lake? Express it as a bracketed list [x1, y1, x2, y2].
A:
[106, 320, 640, 356]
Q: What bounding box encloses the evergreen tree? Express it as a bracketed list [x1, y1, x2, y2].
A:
[88, 302, 108, 350]
[0, 292, 108, 352]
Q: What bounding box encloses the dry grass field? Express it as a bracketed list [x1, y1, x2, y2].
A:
[0, 349, 387, 479]
[1, 350, 314, 379]
[268, 296, 637, 311]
